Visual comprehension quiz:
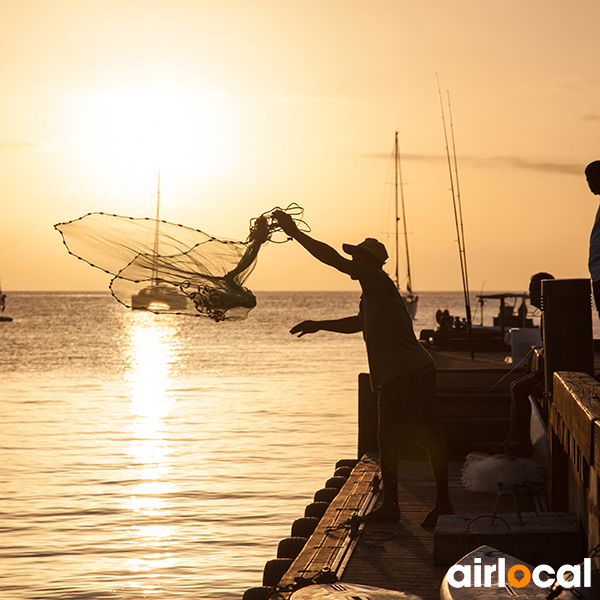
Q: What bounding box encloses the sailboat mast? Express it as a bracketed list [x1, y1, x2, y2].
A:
[394, 132, 400, 291]
[394, 132, 413, 293]
[152, 169, 161, 285]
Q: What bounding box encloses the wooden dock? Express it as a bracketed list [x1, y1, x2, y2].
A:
[341, 458, 506, 600]
[267, 455, 530, 600]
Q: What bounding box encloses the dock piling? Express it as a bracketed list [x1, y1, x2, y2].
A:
[358, 373, 378, 459]
[541, 278, 595, 394]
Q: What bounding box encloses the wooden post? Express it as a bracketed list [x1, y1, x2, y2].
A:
[358, 373, 378, 459]
[542, 278, 594, 394]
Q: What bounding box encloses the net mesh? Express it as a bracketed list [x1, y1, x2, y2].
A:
[54, 204, 306, 321]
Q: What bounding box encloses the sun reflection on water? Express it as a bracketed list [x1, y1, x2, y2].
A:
[121, 312, 182, 588]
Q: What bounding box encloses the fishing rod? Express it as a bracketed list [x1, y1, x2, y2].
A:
[436, 74, 475, 358]
[447, 92, 473, 336]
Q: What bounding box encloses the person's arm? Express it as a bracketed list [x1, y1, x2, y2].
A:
[290, 315, 361, 337]
[272, 210, 371, 279]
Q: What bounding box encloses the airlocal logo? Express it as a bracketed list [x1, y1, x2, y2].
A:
[446, 557, 592, 589]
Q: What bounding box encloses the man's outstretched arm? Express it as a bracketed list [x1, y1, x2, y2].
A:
[291, 315, 361, 337]
[272, 210, 356, 275]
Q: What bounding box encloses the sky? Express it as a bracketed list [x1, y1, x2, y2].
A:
[1, 0, 600, 292]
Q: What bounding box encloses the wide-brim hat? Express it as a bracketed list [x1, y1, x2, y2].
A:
[342, 238, 388, 264]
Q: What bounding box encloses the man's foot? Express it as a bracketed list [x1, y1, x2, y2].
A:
[361, 504, 401, 522]
[420, 505, 454, 528]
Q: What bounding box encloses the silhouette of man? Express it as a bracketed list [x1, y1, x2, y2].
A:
[586, 160, 600, 317]
[272, 210, 453, 527]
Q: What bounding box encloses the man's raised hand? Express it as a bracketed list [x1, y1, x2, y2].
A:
[272, 210, 299, 238]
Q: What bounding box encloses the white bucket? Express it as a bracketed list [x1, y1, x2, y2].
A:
[505, 327, 542, 365]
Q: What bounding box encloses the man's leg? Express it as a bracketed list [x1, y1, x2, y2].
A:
[418, 364, 454, 527]
[421, 432, 454, 527]
[363, 379, 401, 521]
[364, 441, 401, 521]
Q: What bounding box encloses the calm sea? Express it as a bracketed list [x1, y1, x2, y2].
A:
[0, 290, 548, 599]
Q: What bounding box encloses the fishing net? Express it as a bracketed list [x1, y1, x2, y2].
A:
[54, 204, 307, 321]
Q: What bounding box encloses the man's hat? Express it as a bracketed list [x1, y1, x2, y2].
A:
[342, 238, 388, 264]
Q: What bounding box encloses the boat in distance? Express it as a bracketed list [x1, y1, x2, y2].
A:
[129, 170, 189, 313]
[419, 293, 538, 351]
[389, 131, 418, 320]
[0, 282, 12, 322]
[131, 284, 189, 312]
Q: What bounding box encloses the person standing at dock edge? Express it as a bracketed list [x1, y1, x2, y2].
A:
[272, 210, 454, 527]
[586, 160, 600, 318]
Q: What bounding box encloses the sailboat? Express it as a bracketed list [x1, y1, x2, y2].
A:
[0, 280, 13, 322]
[131, 172, 189, 312]
[392, 131, 418, 319]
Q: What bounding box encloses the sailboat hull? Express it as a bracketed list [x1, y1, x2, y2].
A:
[131, 286, 189, 311]
[403, 293, 418, 319]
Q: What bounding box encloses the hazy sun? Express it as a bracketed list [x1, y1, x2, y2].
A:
[74, 85, 233, 178]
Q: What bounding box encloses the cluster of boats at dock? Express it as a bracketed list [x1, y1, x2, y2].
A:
[419, 293, 539, 353]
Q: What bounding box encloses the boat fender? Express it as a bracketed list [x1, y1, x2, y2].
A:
[314, 487, 339, 503]
[333, 466, 352, 478]
[335, 459, 358, 469]
[277, 536, 307, 559]
[304, 501, 329, 520]
[325, 476, 347, 490]
[419, 329, 435, 342]
[291, 516, 319, 538]
[263, 557, 294, 587]
[242, 586, 274, 600]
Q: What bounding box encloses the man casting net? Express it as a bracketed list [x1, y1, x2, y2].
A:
[54, 204, 306, 321]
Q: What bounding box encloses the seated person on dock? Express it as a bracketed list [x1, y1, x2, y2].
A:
[498, 272, 554, 458]
[272, 210, 454, 527]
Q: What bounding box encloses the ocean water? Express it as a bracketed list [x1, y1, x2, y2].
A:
[0, 290, 544, 599]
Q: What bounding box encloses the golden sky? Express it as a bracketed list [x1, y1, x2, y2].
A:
[1, 0, 599, 292]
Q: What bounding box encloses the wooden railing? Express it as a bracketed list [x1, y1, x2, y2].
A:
[551, 371, 600, 570]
